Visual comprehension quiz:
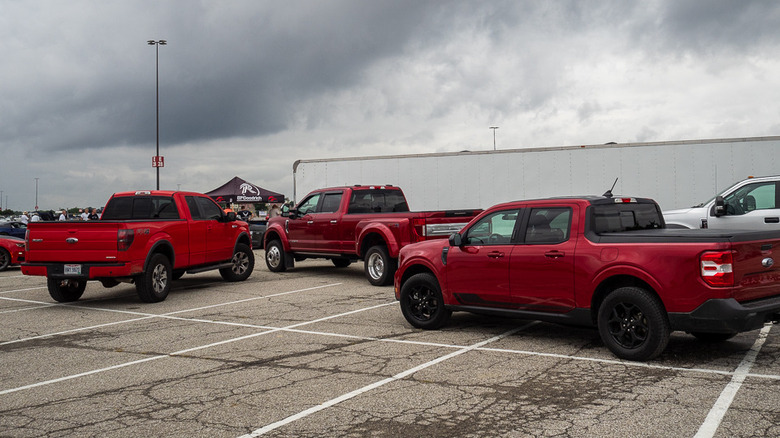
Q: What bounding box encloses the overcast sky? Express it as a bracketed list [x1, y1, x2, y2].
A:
[1, 0, 779, 211]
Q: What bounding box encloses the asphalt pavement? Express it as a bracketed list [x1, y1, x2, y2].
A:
[1, 251, 779, 437]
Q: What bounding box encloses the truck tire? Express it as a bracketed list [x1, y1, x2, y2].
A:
[220, 243, 255, 282]
[265, 240, 287, 272]
[597, 286, 670, 361]
[364, 245, 397, 286]
[0, 248, 10, 271]
[47, 278, 87, 302]
[136, 253, 172, 303]
[400, 273, 451, 329]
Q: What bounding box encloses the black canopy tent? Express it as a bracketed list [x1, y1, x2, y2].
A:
[204, 176, 285, 204]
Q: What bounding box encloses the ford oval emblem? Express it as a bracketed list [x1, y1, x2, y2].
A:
[762, 257, 775, 268]
[66, 237, 79, 244]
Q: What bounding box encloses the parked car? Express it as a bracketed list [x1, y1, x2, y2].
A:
[0, 236, 26, 271]
[0, 221, 27, 239]
[248, 219, 266, 249]
[394, 194, 780, 361]
[664, 175, 780, 229]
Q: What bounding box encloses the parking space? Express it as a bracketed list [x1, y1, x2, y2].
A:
[1, 251, 779, 437]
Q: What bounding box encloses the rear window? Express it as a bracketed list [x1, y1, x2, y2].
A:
[591, 203, 663, 233]
[348, 189, 409, 214]
[102, 196, 180, 220]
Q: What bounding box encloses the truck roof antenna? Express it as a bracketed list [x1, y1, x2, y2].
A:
[603, 178, 618, 198]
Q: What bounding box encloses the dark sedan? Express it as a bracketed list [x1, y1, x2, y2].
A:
[0, 221, 27, 239]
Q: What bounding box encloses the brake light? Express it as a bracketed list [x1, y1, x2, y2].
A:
[411, 217, 426, 241]
[701, 251, 734, 286]
[118, 229, 135, 251]
[614, 198, 636, 203]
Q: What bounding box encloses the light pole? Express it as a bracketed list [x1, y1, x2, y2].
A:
[148, 39, 167, 190]
[34, 177, 39, 210]
[489, 126, 499, 151]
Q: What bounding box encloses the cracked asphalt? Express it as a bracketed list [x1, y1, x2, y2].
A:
[1, 251, 779, 437]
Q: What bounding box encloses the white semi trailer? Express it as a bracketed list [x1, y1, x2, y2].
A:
[292, 136, 780, 211]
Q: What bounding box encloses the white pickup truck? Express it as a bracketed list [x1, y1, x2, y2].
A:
[663, 176, 780, 230]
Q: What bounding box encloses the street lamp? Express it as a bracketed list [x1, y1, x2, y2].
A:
[489, 126, 499, 151]
[148, 39, 167, 190]
[34, 177, 39, 210]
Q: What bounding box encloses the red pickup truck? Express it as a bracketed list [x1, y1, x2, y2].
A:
[23, 191, 254, 303]
[263, 185, 481, 285]
[394, 195, 780, 361]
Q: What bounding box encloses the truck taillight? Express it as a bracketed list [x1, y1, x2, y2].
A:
[118, 229, 135, 251]
[701, 251, 734, 287]
[411, 218, 426, 241]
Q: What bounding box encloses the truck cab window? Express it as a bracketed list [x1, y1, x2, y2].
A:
[297, 194, 321, 215]
[320, 193, 343, 213]
[723, 182, 777, 215]
[525, 208, 571, 244]
[464, 209, 520, 245]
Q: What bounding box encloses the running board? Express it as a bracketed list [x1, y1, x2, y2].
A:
[186, 262, 232, 274]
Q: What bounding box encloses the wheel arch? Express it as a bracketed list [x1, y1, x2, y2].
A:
[143, 240, 175, 272]
[590, 275, 661, 325]
[359, 231, 389, 258]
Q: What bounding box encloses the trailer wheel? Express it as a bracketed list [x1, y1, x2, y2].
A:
[0, 248, 10, 271]
[597, 286, 670, 361]
[136, 253, 172, 303]
[47, 278, 87, 302]
[400, 273, 451, 329]
[265, 240, 287, 272]
[364, 245, 396, 286]
[221, 243, 255, 281]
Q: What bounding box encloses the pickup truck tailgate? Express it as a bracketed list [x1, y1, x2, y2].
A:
[26, 223, 121, 263]
[732, 235, 780, 302]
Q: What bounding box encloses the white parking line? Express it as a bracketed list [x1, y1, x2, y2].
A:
[0, 300, 390, 396]
[0, 283, 342, 346]
[694, 324, 773, 438]
[238, 323, 532, 437]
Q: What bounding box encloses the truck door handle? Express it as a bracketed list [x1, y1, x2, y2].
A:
[545, 250, 565, 258]
[766, 217, 779, 224]
[487, 251, 504, 258]
[307, 221, 314, 225]
[330, 220, 338, 224]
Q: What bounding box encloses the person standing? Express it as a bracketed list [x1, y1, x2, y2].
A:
[21, 212, 29, 224]
[88, 208, 99, 220]
[80, 209, 89, 221]
[237, 205, 252, 221]
[58, 210, 67, 221]
[268, 204, 281, 219]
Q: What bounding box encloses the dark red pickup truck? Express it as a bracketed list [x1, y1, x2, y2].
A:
[264, 185, 480, 285]
[394, 195, 780, 361]
[23, 191, 254, 303]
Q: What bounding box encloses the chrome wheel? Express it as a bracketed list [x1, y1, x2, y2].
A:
[151, 263, 168, 295]
[367, 252, 384, 280]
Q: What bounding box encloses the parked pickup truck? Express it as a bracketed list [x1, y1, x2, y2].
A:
[664, 175, 780, 230]
[394, 194, 780, 361]
[22, 190, 255, 303]
[263, 185, 481, 286]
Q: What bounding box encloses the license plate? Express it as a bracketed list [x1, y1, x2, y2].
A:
[64, 264, 82, 275]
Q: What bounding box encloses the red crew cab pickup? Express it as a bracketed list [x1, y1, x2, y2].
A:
[394, 195, 780, 361]
[22, 191, 255, 303]
[264, 185, 481, 285]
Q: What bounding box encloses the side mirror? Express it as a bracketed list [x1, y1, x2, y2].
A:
[225, 211, 237, 222]
[448, 233, 463, 247]
[286, 208, 298, 219]
[713, 196, 726, 217]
